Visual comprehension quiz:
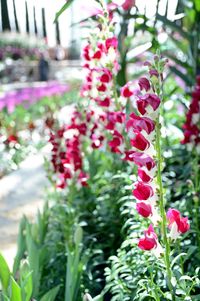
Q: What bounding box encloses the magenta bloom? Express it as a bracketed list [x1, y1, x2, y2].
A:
[136, 202, 152, 218]
[108, 131, 123, 153]
[100, 69, 112, 83]
[93, 50, 102, 59]
[121, 83, 133, 98]
[133, 182, 154, 200]
[138, 168, 152, 182]
[167, 209, 190, 234]
[122, 0, 135, 10]
[105, 37, 118, 50]
[126, 113, 155, 134]
[129, 152, 156, 171]
[138, 77, 151, 92]
[138, 225, 157, 250]
[137, 94, 161, 115]
[130, 131, 150, 151]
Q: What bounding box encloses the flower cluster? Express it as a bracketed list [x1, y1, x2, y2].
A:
[125, 75, 160, 224]
[49, 110, 89, 189]
[81, 4, 128, 155]
[124, 58, 190, 253]
[81, 33, 119, 109]
[181, 75, 200, 153]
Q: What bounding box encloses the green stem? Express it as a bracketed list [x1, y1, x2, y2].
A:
[193, 151, 200, 249]
[155, 117, 175, 300]
[113, 75, 121, 111]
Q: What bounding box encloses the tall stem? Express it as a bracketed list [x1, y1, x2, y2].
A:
[155, 116, 175, 300]
[193, 151, 200, 249]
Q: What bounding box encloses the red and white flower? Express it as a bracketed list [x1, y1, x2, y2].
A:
[181, 76, 200, 153]
[167, 208, 190, 240]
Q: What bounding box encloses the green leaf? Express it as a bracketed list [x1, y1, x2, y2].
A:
[13, 216, 27, 276]
[10, 276, 22, 301]
[54, 0, 75, 23]
[19, 261, 33, 301]
[74, 225, 83, 245]
[171, 253, 187, 268]
[25, 223, 40, 297]
[194, 0, 200, 11]
[0, 253, 11, 292]
[40, 285, 60, 301]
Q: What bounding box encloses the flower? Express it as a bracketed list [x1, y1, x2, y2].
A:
[105, 37, 118, 50]
[100, 69, 112, 83]
[138, 77, 151, 92]
[108, 130, 124, 153]
[138, 225, 157, 250]
[181, 76, 200, 153]
[138, 168, 152, 182]
[121, 82, 133, 98]
[136, 202, 152, 218]
[130, 130, 150, 151]
[137, 94, 161, 115]
[133, 182, 154, 200]
[122, 0, 135, 10]
[129, 152, 156, 171]
[167, 208, 190, 239]
[126, 113, 155, 135]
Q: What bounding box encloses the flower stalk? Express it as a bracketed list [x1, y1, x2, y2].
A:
[155, 115, 174, 297]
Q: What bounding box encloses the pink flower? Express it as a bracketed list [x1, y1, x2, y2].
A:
[137, 94, 161, 115]
[83, 44, 91, 61]
[138, 168, 152, 182]
[138, 225, 157, 250]
[167, 209, 190, 234]
[78, 171, 89, 186]
[6, 134, 18, 144]
[121, 83, 133, 98]
[136, 202, 152, 217]
[100, 69, 112, 83]
[97, 97, 110, 107]
[91, 134, 104, 149]
[129, 152, 156, 171]
[149, 69, 159, 77]
[97, 84, 107, 92]
[130, 131, 150, 151]
[108, 131, 123, 153]
[122, 0, 135, 10]
[138, 77, 151, 92]
[93, 50, 102, 59]
[105, 37, 118, 50]
[126, 113, 155, 134]
[133, 182, 154, 200]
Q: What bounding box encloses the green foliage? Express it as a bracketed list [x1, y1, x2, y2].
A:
[0, 253, 11, 292]
[54, 0, 75, 22]
[40, 285, 60, 301]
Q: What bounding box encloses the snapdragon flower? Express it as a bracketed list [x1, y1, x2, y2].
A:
[125, 57, 190, 256]
[181, 75, 200, 153]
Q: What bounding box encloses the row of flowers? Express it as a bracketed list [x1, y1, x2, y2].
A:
[0, 81, 69, 113]
[48, 1, 191, 258]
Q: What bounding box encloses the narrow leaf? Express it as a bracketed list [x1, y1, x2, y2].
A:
[0, 253, 11, 292]
[10, 276, 22, 301]
[54, 0, 75, 23]
[40, 285, 60, 301]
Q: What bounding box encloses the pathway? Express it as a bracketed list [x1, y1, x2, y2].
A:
[0, 149, 49, 269]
